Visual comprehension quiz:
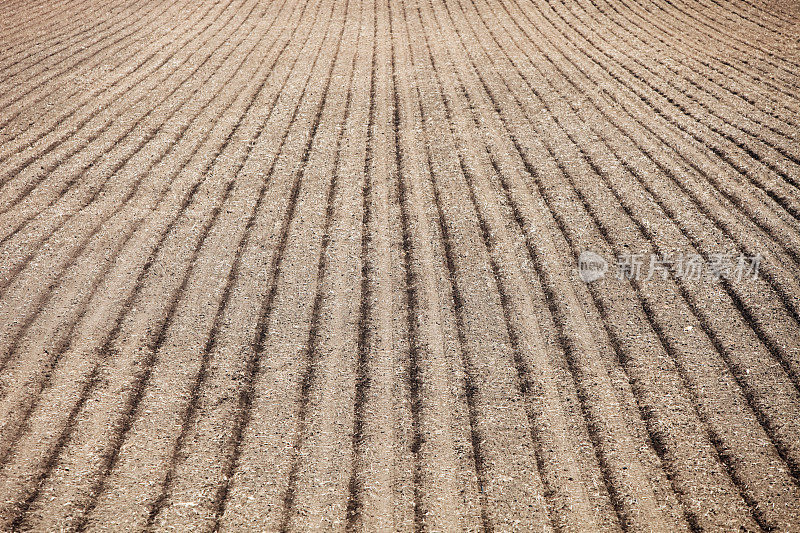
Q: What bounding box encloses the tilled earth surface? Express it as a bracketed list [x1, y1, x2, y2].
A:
[1, 0, 800, 530]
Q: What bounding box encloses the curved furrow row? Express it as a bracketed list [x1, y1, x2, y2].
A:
[0, 0, 257, 285]
[0, 0, 154, 81]
[0, 0, 105, 57]
[551, 0, 800, 177]
[590, 0, 800, 119]
[415, 9, 620, 531]
[0, 0, 227, 174]
[346, 1, 415, 529]
[482, 0, 796, 440]
[499, 0, 800, 266]
[693, 0, 798, 40]
[155, 0, 361, 529]
[477, 0, 800, 401]
[432, 0, 791, 524]
[0, 0, 310, 465]
[628, 0, 800, 89]
[500, 0, 797, 404]
[0, 0, 186, 125]
[0, 0, 233, 197]
[647, 0, 800, 75]
[705, 0, 800, 35]
[0, 0, 278, 386]
[0, 0, 97, 57]
[420, 0, 689, 530]
[0, 0, 324, 524]
[480, 0, 800, 369]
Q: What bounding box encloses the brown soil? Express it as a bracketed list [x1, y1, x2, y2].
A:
[1, 0, 799, 530]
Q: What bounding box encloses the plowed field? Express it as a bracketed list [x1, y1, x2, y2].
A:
[1, 0, 799, 530]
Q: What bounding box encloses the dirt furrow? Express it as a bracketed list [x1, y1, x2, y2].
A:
[434, 0, 800, 524]
[0, 0, 284, 398]
[425, 0, 693, 529]
[389, 1, 491, 529]
[0, 0, 297, 368]
[0, 0, 322, 519]
[549, 0, 800, 179]
[474, 0, 800, 429]
[0, 0, 313, 511]
[484, 0, 800, 334]
[593, 0, 800, 112]
[441, 4, 761, 530]
[54, 1, 341, 529]
[145, 1, 355, 530]
[0, 0, 229, 173]
[0, 0, 185, 129]
[414, 12, 607, 530]
[0, 0, 116, 60]
[494, 0, 800, 267]
[494, 0, 800, 429]
[562, 0, 800, 142]
[346, 1, 415, 529]
[0, 0, 157, 83]
[403, 5, 556, 531]
[0, 0, 248, 218]
[649, 0, 800, 76]
[476, 65, 800, 529]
